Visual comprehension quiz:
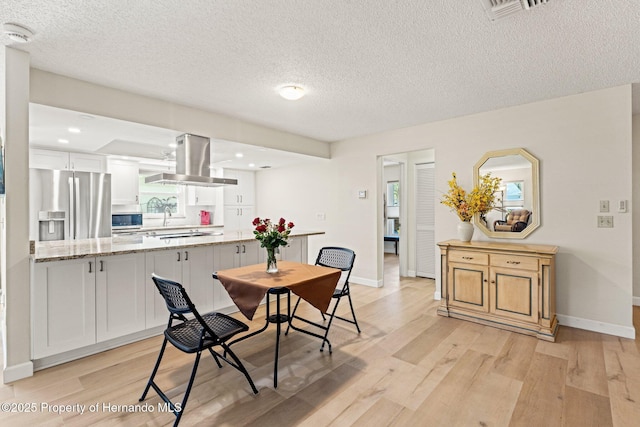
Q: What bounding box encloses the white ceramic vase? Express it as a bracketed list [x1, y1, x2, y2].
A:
[457, 221, 474, 242]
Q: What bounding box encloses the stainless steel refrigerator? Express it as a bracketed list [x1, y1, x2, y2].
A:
[30, 168, 112, 241]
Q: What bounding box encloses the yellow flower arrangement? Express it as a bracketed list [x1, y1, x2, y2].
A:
[441, 172, 502, 222]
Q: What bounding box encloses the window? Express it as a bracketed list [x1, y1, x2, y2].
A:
[505, 181, 524, 201]
[387, 181, 399, 207]
[138, 173, 185, 217]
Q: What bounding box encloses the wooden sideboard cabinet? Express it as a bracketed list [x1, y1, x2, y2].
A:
[437, 240, 558, 342]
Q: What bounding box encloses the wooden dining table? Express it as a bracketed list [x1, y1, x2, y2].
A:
[213, 260, 341, 388]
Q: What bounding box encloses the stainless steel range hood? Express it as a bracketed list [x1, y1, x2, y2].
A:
[145, 134, 237, 187]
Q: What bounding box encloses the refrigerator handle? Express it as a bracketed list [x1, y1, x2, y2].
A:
[74, 177, 80, 240]
[68, 177, 75, 239]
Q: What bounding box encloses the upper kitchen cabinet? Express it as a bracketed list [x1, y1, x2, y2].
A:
[108, 158, 140, 205]
[223, 169, 255, 206]
[187, 185, 217, 206]
[30, 148, 107, 173]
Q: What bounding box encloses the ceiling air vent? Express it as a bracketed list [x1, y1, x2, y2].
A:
[481, 0, 549, 21]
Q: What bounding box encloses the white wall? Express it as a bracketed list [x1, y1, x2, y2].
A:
[257, 85, 635, 337]
[30, 69, 331, 160]
[633, 114, 640, 305]
[1, 47, 33, 382]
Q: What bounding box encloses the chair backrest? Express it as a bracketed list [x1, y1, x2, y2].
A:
[315, 247, 356, 285]
[151, 273, 223, 340]
[507, 209, 530, 225]
[151, 273, 195, 315]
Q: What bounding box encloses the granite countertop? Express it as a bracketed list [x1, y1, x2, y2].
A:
[33, 230, 324, 262]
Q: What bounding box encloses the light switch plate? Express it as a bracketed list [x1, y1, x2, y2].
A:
[618, 200, 628, 213]
[599, 200, 609, 212]
[597, 216, 613, 228]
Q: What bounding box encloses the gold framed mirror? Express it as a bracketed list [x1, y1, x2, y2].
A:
[473, 148, 540, 239]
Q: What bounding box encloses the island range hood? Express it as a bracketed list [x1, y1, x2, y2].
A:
[145, 134, 237, 187]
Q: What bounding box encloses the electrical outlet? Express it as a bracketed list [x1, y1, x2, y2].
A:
[599, 200, 609, 212]
[597, 216, 613, 228]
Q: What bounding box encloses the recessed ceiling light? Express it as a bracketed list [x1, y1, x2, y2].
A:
[235, 152, 244, 158]
[248, 163, 256, 168]
[168, 143, 177, 148]
[79, 114, 94, 120]
[3, 23, 34, 43]
[279, 85, 305, 101]
[68, 127, 81, 133]
[57, 139, 69, 144]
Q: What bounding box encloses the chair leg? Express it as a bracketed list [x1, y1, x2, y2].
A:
[221, 343, 259, 394]
[207, 348, 223, 368]
[174, 352, 202, 426]
[285, 296, 302, 335]
[320, 298, 341, 353]
[139, 338, 168, 402]
[346, 292, 361, 333]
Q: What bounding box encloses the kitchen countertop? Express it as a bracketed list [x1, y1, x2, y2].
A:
[32, 230, 324, 262]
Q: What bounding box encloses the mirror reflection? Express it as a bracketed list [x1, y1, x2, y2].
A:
[474, 148, 540, 239]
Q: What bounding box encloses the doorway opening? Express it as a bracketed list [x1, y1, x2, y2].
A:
[379, 149, 435, 285]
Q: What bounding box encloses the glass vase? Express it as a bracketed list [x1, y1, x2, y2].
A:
[266, 247, 278, 273]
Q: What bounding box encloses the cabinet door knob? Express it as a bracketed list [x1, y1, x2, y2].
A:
[462, 256, 473, 260]
[100, 260, 104, 272]
[177, 252, 181, 262]
[185, 251, 189, 261]
[88, 261, 93, 273]
[506, 260, 521, 265]
[236, 245, 240, 254]
[491, 280, 496, 284]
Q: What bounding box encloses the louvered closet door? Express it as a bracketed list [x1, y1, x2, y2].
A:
[416, 163, 435, 278]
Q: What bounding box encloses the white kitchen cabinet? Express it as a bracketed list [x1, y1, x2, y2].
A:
[108, 159, 140, 205]
[223, 206, 255, 231]
[213, 240, 260, 310]
[95, 253, 146, 342]
[32, 258, 96, 359]
[223, 169, 255, 206]
[280, 236, 308, 263]
[145, 246, 215, 328]
[30, 148, 107, 173]
[187, 185, 218, 206]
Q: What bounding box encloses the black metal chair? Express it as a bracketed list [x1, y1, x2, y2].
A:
[286, 247, 360, 352]
[139, 274, 258, 426]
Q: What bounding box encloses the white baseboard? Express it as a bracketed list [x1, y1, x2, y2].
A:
[407, 270, 416, 277]
[633, 296, 640, 306]
[3, 361, 33, 384]
[557, 314, 636, 339]
[351, 276, 383, 288]
[433, 291, 441, 300]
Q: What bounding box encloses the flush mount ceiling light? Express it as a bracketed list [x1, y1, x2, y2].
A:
[279, 85, 305, 101]
[3, 22, 34, 43]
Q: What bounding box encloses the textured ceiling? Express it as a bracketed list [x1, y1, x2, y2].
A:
[2, 1, 640, 143]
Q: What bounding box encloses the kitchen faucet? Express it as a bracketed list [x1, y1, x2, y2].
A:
[163, 206, 172, 227]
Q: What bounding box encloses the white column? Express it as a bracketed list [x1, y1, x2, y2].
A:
[1, 46, 33, 382]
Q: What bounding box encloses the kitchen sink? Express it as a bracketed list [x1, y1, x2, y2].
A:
[148, 230, 224, 239]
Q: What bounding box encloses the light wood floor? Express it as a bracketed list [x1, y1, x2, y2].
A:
[2, 254, 640, 426]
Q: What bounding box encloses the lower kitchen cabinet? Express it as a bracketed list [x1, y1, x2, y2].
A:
[213, 241, 259, 310]
[32, 254, 147, 358]
[32, 258, 96, 359]
[95, 253, 146, 342]
[145, 246, 215, 328]
[437, 240, 557, 341]
[279, 236, 307, 263]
